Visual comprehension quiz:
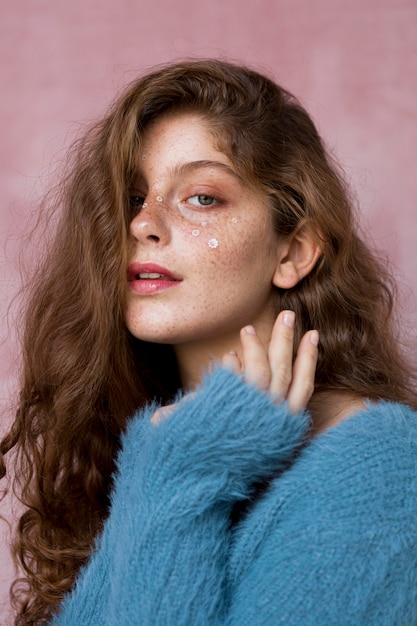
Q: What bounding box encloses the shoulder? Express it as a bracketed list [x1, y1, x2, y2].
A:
[233, 401, 417, 569]
[310, 400, 417, 472]
[229, 403, 417, 625]
[276, 401, 417, 524]
[339, 399, 417, 441]
[233, 401, 417, 541]
[304, 400, 417, 485]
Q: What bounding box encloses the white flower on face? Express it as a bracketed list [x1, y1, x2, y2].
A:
[208, 238, 219, 249]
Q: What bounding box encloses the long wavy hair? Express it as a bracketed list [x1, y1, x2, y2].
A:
[1, 58, 416, 624]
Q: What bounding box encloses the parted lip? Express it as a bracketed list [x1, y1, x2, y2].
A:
[127, 262, 181, 282]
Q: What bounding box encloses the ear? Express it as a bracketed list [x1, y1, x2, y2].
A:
[272, 223, 322, 289]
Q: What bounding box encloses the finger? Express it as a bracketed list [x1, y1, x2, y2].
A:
[222, 350, 242, 374]
[240, 325, 271, 391]
[286, 330, 319, 414]
[268, 311, 296, 400]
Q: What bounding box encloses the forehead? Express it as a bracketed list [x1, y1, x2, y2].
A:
[136, 113, 241, 184]
[141, 112, 225, 156]
[138, 112, 259, 194]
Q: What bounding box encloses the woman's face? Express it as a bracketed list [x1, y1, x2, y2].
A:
[125, 112, 283, 349]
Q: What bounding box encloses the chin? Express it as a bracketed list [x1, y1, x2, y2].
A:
[126, 324, 187, 345]
[126, 321, 220, 346]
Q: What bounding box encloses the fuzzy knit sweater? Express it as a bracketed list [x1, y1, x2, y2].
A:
[52, 368, 417, 625]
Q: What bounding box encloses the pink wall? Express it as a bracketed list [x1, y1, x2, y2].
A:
[1, 0, 416, 619]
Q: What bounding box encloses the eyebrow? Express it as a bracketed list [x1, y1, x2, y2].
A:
[174, 160, 243, 182]
[133, 160, 245, 189]
[171, 160, 244, 183]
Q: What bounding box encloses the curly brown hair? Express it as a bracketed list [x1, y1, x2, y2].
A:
[1, 58, 416, 624]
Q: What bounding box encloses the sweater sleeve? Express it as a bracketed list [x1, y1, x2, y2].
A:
[52, 367, 310, 626]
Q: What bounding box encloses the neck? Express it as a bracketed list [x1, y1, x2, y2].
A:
[308, 390, 366, 434]
[173, 314, 276, 391]
[174, 333, 242, 391]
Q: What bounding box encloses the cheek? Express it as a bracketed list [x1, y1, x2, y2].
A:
[178, 207, 275, 274]
[184, 221, 267, 275]
[179, 220, 223, 256]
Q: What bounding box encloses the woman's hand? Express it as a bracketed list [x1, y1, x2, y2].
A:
[152, 311, 318, 423]
[222, 311, 319, 414]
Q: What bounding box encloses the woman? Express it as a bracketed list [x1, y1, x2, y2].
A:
[1, 59, 417, 625]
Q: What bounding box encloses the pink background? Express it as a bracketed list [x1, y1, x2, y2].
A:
[1, 0, 416, 620]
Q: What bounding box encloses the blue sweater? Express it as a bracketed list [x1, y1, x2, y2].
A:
[52, 368, 417, 625]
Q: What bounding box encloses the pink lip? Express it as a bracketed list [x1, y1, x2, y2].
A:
[127, 262, 182, 295]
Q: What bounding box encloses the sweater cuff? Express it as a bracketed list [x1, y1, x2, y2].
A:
[119, 367, 311, 501]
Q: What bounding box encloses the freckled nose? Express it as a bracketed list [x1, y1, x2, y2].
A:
[133, 219, 149, 230]
[130, 216, 160, 242]
[129, 202, 169, 244]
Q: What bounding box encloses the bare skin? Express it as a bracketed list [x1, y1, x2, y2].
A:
[152, 310, 318, 424]
[153, 311, 364, 431]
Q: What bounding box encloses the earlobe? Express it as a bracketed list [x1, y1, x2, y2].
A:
[272, 224, 322, 289]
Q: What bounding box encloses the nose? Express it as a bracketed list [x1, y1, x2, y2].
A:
[129, 197, 171, 245]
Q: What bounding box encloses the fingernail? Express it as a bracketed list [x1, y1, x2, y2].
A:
[282, 311, 295, 328]
[244, 325, 256, 335]
[228, 350, 238, 356]
[310, 330, 319, 346]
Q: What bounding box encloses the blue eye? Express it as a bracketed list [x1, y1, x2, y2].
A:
[188, 195, 216, 207]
